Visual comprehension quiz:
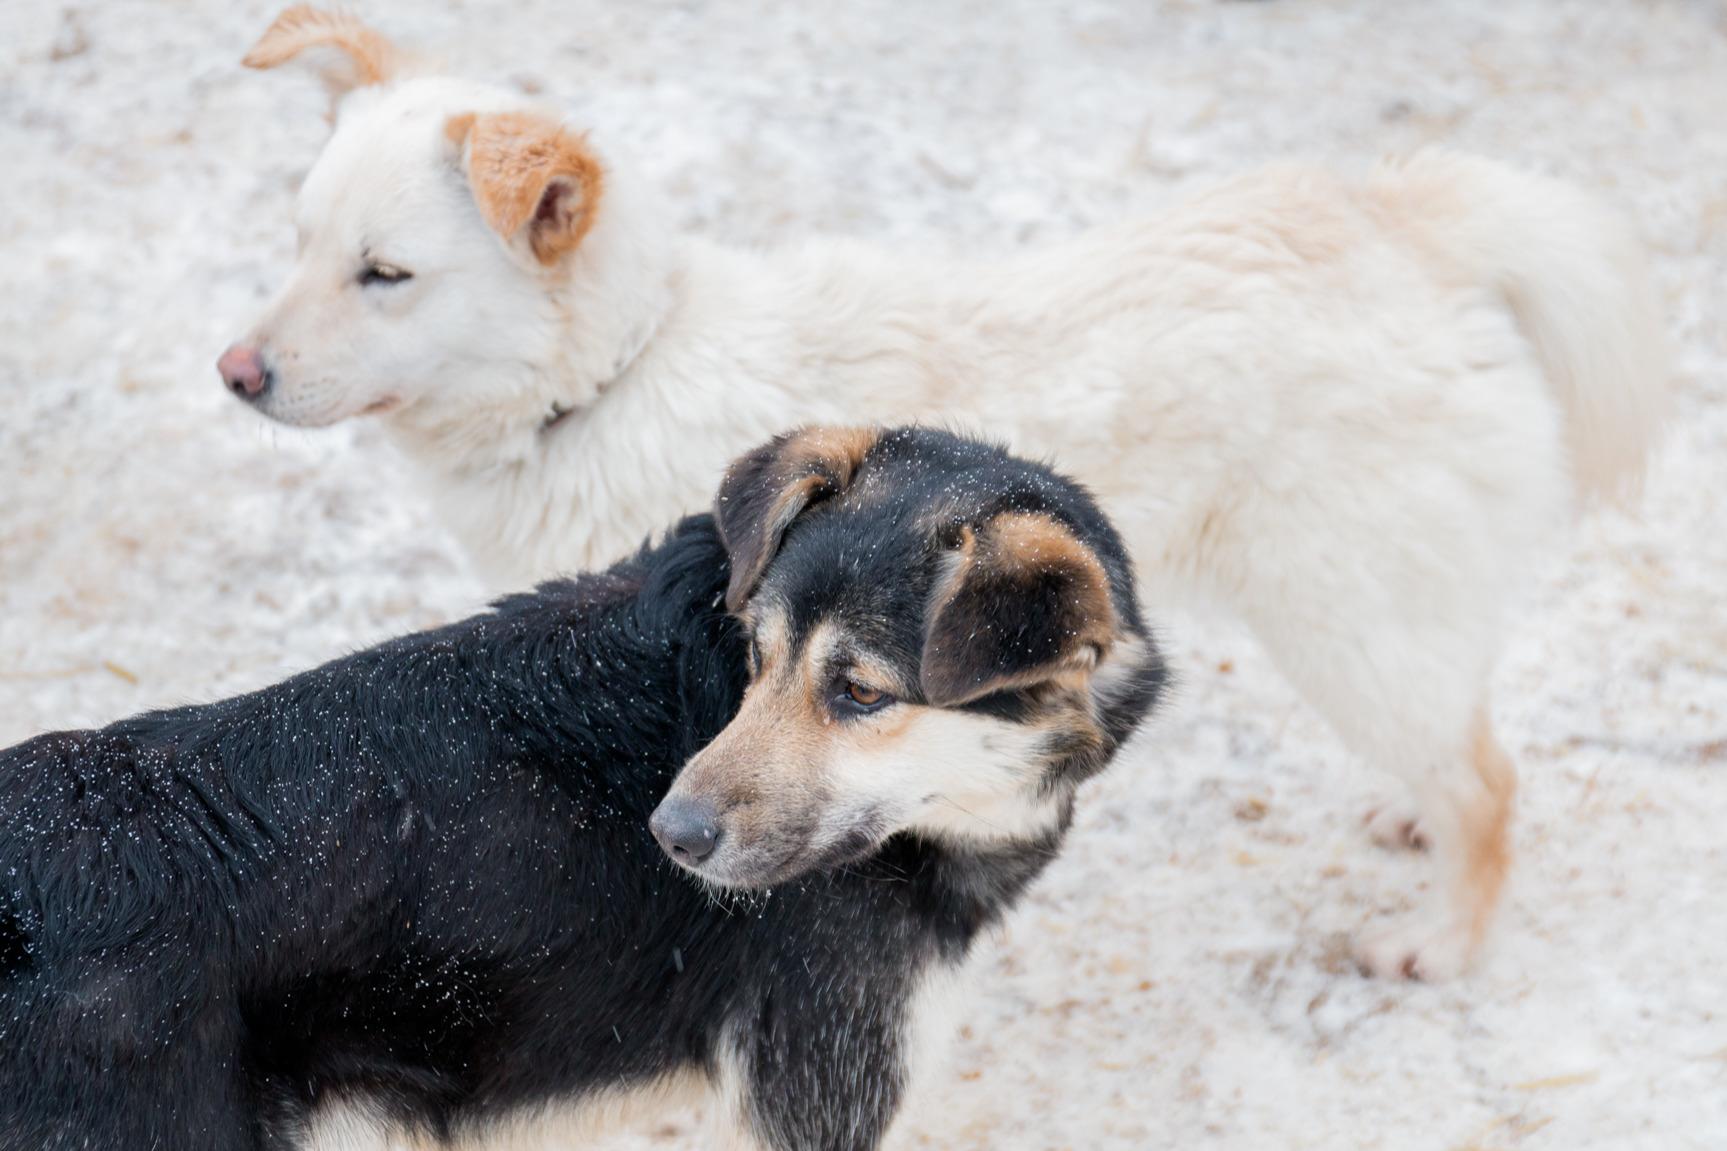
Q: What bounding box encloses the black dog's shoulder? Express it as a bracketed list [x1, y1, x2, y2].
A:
[0, 513, 739, 973]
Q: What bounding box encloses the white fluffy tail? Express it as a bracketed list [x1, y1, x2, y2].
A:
[1375, 151, 1670, 503]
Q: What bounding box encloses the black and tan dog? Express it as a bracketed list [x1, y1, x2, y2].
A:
[0, 426, 1161, 1151]
[649, 425, 1166, 1146]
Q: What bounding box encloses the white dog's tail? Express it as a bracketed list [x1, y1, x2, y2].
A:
[1376, 151, 1670, 503]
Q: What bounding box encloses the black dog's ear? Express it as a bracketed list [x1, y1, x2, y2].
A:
[716, 426, 879, 613]
[921, 511, 1118, 707]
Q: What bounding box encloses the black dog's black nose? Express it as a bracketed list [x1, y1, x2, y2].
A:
[650, 796, 720, 864]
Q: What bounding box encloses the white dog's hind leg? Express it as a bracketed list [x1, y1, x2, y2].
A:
[1231, 546, 1517, 981]
[1355, 712, 1516, 980]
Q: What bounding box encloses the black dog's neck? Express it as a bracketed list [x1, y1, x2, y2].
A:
[838, 813, 1073, 957]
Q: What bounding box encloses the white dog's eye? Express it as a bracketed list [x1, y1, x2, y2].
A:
[359, 262, 413, 287]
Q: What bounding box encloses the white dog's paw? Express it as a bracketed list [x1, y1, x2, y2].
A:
[1354, 915, 1473, 981]
[1363, 804, 1429, 852]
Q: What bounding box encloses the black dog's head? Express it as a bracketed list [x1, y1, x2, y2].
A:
[649, 426, 1165, 888]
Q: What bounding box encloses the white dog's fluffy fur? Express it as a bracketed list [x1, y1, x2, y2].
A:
[228, 7, 1668, 981]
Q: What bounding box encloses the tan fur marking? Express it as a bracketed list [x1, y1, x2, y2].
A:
[743, 610, 790, 677]
[674, 613, 832, 843]
[1461, 710, 1517, 944]
[242, 5, 398, 87]
[778, 425, 880, 485]
[844, 653, 912, 703]
[760, 474, 833, 557]
[450, 111, 606, 266]
[444, 112, 476, 149]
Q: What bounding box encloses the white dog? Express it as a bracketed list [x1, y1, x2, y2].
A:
[223, 7, 1668, 981]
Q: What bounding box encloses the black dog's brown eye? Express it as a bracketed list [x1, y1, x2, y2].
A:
[359, 262, 413, 287]
[840, 681, 891, 713]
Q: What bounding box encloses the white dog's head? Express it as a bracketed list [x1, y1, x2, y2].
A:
[221, 7, 669, 459]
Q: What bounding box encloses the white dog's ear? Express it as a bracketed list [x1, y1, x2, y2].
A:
[243, 6, 399, 100]
[444, 111, 606, 267]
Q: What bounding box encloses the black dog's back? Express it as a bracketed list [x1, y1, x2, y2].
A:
[0, 515, 746, 1148]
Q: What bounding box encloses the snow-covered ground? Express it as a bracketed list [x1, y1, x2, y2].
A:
[3, 1, 1725, 1147]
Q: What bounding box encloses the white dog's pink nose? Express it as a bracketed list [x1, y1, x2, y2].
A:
[218, 344, 271, 400]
